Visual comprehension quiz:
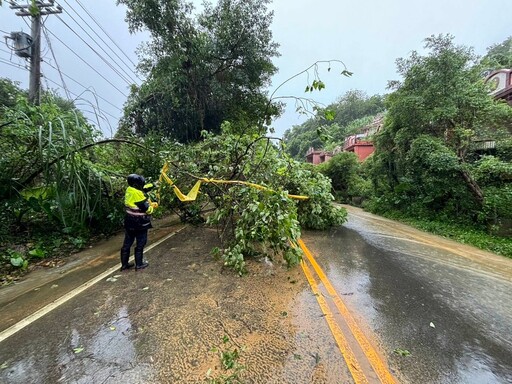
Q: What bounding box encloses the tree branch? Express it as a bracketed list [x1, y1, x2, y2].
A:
[19, 139, 155, 190]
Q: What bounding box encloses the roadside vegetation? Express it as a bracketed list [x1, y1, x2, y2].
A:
[285, 35, 512, 258]
[0, 0, 345, 283]
[1, 1, 511, 285]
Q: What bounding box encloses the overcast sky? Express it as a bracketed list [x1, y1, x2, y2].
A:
[1, 0, 510, 138]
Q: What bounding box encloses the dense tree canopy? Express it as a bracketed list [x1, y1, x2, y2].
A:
[118, 0, 280, 142]
[317, 151, 370, 203]
[162, 124, 346, 272]
[283, 90, 386, 160]
[481, 36, 512, 72]
[367, 34, 512, 225]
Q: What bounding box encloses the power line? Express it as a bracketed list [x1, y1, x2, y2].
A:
[0, 47, 15, 56]
[55, 8, 137, 84]
[42, 25, 70, 100]
[2, 50, 122, 115]
[1, 56, 119, 123]
[43, 59, 123, 112]
[44, 27, 128, 98]
[44, 76, 120, 120]
[44, 76, 118, 134]
[54, 15, 134, 86]
[74, 0, 140, 70]
[60, 0, 142, 82]
[0, 57, 28, 71]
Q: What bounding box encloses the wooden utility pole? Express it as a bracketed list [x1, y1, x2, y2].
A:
[9, 1, 62, 105]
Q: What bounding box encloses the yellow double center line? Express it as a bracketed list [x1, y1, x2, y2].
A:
[298, 238, 398, 384]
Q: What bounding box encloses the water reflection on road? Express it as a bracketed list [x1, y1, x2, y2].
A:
[302, 207, 512, 384]
[1, 303, 153, 384]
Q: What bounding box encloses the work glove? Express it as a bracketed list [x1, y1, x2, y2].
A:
[150, 202, 158, 209]
[143, 182, 158, 192]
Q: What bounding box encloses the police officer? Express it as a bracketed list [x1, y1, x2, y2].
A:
[120, 174, 158, 271]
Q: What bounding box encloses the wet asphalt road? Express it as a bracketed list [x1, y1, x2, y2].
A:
[302, 206, 512, 384]
[1, 207, 511, 383]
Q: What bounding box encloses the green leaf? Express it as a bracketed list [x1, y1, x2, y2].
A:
[20, 186, 53, 200]
[29, 248, 46, 259]
[73, 346, 84, 354]
[10, 256, 25, 267]
[324, 109, 335, 121]
[393, 348, 411, 356]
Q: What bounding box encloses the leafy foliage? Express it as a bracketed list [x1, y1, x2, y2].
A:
[0, 78, 25, 109]
[118, 0, 280, 142]
[317, 151, 370, 204]
[481, 36, 512, 72]
[0, 94, 108, 232]
[207, 336, 244, 384]
[283, 90, 386, 160]
[158, 123, 346, 273]
[0, 82, 174, 279]
[367, 34, 512, 227]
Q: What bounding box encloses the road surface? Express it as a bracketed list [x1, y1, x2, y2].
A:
[0, 206, 511, 383]
[301, 205, 512, 383]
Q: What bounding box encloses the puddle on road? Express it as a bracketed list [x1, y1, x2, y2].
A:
[55, 305, 153, 383]
[455, 344, 511, 384]
[0, 306, 154, 384]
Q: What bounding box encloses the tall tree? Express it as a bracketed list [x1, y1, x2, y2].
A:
[117, 0, 280, 142]
[481, 36, 512, 72]
[371, 34, 512, 219]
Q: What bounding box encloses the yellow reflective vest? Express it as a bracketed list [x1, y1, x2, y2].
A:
[124, 186, 154, 215]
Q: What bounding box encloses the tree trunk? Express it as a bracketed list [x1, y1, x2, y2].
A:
[459, 168, 484, 205]
[455, 138, 484, 206]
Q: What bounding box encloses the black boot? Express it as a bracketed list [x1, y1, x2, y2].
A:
[135, 261, 149, 270]
[120, 248, 134, 271]
[134, 248, 148, 270]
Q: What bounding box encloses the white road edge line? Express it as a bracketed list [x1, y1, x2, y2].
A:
[0, 225, 187, 344]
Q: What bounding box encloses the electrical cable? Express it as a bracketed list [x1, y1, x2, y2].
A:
[60, 0, 142, 82]
[0, 47, 14, 55]
[55, 11, 138, 84]
[44, 28, 128, 97]
[42, 25, 71, 100]
[0, 57, 28, 70]
[44, 75, 117, 134]
[74, 0, 140, 70]
[55, 14, 135, 86]
[42, 58, 122, 112]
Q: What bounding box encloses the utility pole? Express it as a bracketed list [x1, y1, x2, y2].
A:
[9, 1, 62, 105]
